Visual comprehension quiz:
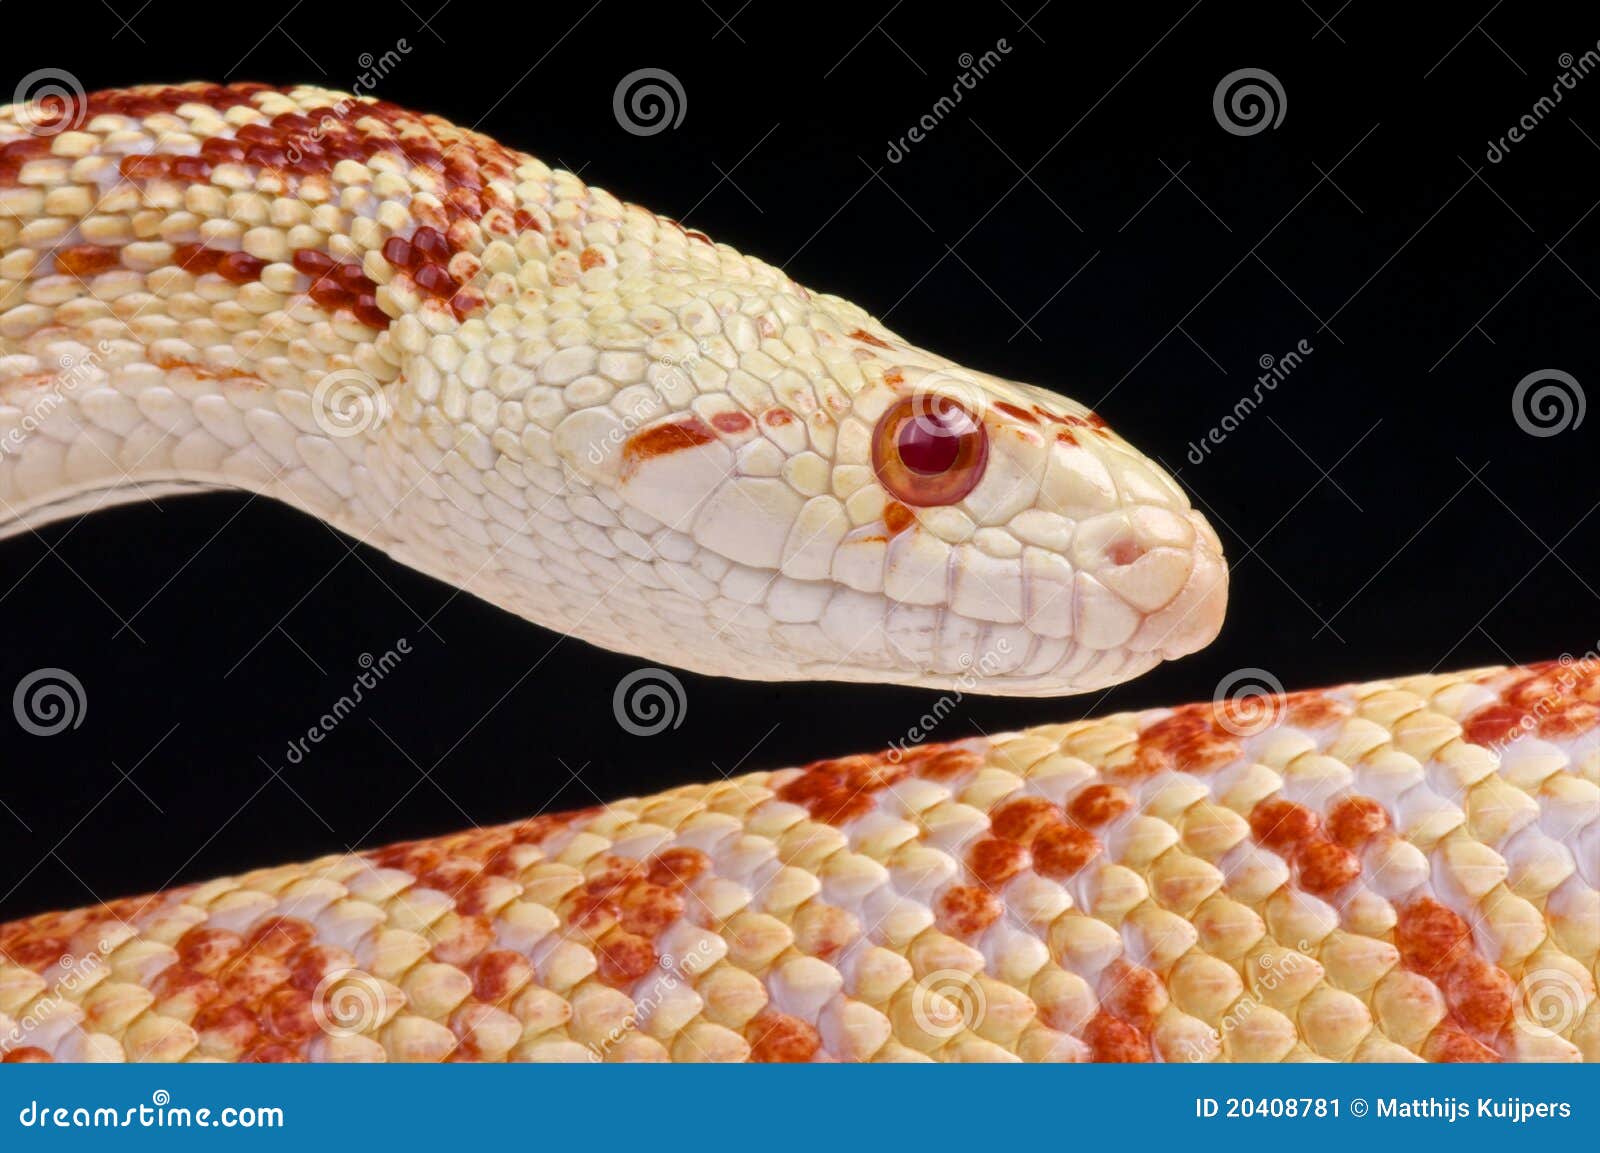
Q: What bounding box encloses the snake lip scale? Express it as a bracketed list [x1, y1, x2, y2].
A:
[0, 84, 1592, 1064]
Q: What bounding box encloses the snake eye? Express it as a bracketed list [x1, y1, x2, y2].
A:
[871, 396, 988, 507]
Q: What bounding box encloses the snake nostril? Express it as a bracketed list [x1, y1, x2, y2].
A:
[1107, 538, 1144, 567]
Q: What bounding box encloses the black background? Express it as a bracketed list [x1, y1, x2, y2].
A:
[1, 1, 1597, 919]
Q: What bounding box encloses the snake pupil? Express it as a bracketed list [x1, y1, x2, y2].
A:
[897, 414, 962, 475]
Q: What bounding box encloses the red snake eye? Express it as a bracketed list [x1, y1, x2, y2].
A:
[871, 396, 988, 507]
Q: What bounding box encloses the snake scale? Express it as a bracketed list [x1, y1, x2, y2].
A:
[0, 84, 1593, 1063]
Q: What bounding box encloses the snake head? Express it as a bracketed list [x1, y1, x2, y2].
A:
[0, 80, 1217, 702]
[551, 292, 1225, 695]
[864, 361, 1228, 690]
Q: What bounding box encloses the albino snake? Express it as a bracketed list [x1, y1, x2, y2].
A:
[0, 85, 1593, 1063]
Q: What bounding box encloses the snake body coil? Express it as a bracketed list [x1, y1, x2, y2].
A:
[1, 660, 1597, 1063]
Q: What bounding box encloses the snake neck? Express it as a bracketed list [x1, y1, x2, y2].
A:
[0, 320, 664, 670]
[0, 325, 406, 548]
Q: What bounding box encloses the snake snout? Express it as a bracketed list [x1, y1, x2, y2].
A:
[1053, 435, 1228, 660]
[1122, 508, 1228, 660]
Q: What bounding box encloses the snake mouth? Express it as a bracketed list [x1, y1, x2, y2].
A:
[744, 496, 1226, 695]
